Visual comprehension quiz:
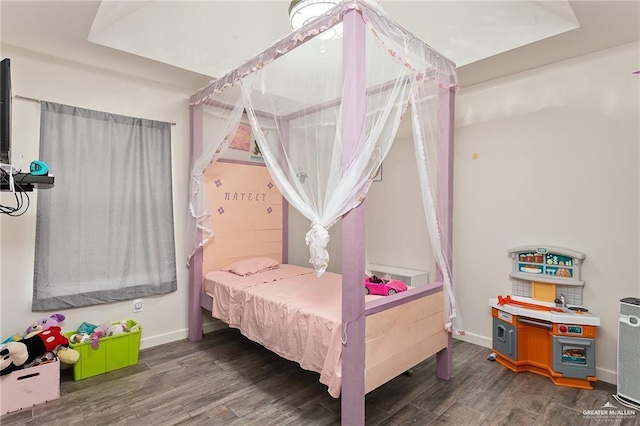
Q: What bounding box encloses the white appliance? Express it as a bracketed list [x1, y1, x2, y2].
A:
[616, 297, 640, 409]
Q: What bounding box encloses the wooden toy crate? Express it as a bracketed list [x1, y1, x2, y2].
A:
[65, 319, 142, 381]
[0, 359, 60, 415]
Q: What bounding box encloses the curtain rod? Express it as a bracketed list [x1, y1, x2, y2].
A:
[14, 95, 177, 126]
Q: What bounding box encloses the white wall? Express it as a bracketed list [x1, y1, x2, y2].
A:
[453, 41, 639, 384]
[365, 135, 436, 278]
[0, 45, 220, 349]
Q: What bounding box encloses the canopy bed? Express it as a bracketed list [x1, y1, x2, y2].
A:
[187, 1, 462, 424]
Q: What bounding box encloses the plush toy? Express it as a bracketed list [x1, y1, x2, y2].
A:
[89, 321, 113, 349]
[25, 313, 66, 336]
[106, 320, 128, 337]
[89, 330, 104, 349]
[0, 326, 79, 376]
[1, 333, 23, 345]
[77, 322, 97, 335]
[70, 320, 138, 349]
[0, 342, 29, 376]
[68, 333, 91, 345]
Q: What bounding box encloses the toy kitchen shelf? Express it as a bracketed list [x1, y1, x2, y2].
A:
[508, 245, 585, 287]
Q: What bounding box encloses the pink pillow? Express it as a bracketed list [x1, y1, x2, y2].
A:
[222, 257, 280, 276]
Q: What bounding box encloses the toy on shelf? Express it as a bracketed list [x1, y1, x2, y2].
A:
[364, 275, 408, 296]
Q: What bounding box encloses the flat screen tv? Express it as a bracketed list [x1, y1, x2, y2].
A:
[1, 58, 11, 165]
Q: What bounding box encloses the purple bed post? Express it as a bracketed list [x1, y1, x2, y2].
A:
[188, 104, 204, 342]
[341, 6, 367, 426]
[435, 86, 455, 380]
[279, 118, 290, 264]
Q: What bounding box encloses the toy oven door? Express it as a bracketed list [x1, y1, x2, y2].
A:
[552, 336, 595, 379]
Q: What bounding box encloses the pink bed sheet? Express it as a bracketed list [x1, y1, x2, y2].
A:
[204, 264, 379, 397]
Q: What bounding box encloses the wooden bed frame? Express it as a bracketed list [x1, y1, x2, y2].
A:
[188, 6, 456, 425]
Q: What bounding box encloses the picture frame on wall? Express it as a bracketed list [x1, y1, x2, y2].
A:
[229, 123, 252, 151]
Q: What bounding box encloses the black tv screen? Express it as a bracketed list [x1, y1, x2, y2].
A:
[1, 58, 11, 165]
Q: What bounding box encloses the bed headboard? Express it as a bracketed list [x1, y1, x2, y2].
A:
[202, 161, 284, 273]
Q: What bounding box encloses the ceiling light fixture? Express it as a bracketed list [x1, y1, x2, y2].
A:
[288, 0, 342, 40]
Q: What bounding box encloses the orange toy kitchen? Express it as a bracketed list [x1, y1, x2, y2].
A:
[490, 246, 601, 390]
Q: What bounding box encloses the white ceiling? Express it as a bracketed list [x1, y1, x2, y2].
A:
[1, 1, 639, 92]
[87, 1, 580, 77]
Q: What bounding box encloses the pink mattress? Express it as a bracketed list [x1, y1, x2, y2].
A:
[204, 264, 380, 397]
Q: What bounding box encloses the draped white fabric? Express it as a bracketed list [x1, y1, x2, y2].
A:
[240, 40, 413, 274]
[187, 0, 464, 334]
[187, 85, 245, 260]
[410, 81, 463, 335]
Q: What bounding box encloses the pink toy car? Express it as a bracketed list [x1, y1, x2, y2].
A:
[364, 275, 408, 296]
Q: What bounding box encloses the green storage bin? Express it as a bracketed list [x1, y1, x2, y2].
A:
[65, 319, 142, 380]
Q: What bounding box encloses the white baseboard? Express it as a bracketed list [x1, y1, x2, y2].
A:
[596, 367, 617, 385]
[139, 329, 187, 350]
[139, 320, 227, 350]
[454, 331, 492, 348]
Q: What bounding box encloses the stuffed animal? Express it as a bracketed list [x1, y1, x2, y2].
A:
[89, 330, 104, 349]
[1, 333, 23, 345]
[25, 313, 66, 336]
[0, 342, 28, 376]
[68, 333, 91, 345]
[0, 326, 79, 376]
[70, 320, 137, 348]
[106, 320, 129, 337]
[89, 321, 112, 349]
[76, 322, 97, 335]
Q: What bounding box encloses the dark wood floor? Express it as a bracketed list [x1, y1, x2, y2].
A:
[1, 327, 637, 425]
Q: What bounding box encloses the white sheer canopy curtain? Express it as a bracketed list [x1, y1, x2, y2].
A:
[241, 31, 410, 276]
[187, 85, 245, 261]
[410, 81, 464, 335]
[364, 2, 463, 334]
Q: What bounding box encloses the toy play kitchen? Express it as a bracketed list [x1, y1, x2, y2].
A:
[489, 246, 601, 389]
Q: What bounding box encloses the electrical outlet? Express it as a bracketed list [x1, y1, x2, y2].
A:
[133, 299, 143, 313]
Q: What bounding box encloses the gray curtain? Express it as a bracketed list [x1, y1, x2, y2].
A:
[33, 102, 176, 310]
